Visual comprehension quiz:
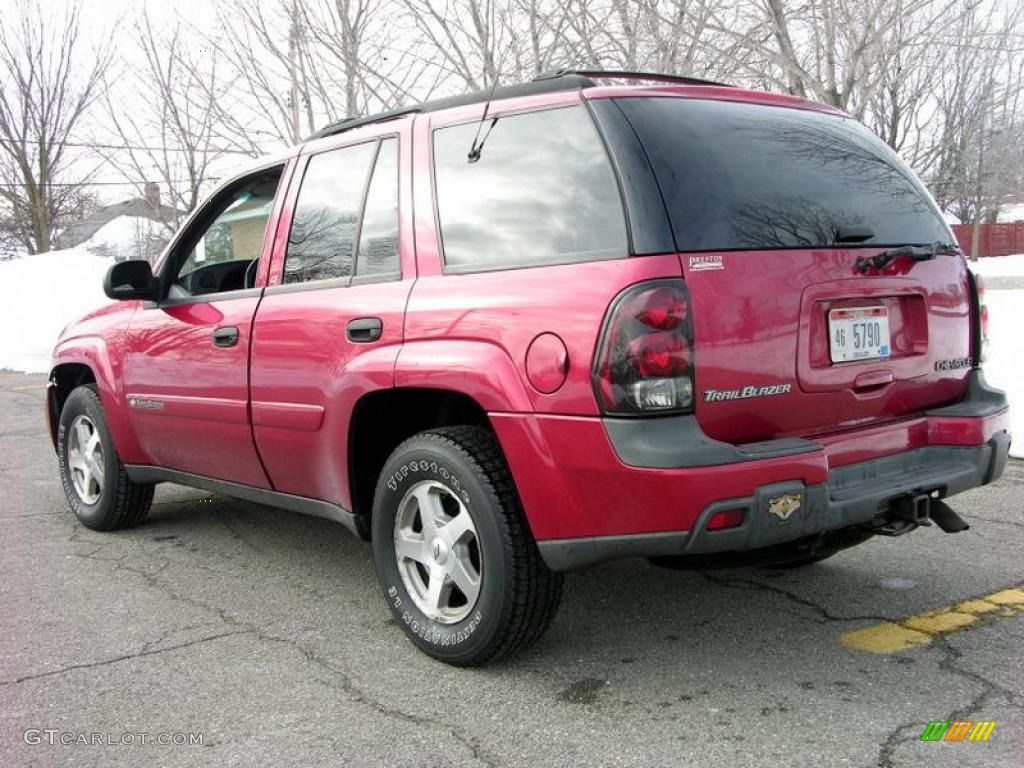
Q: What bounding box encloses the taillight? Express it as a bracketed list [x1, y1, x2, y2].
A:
[593, 280, 695, 414]
[974, 272, 989, 362]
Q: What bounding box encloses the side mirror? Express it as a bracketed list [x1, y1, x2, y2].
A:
[104, 260, 157, 301]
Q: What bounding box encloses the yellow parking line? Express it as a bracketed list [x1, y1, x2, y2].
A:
[839, 586, 1024, 653]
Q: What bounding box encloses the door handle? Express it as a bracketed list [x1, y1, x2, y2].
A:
[213, 326, 239, 347]
[347, 317, 383, 343]
[853, 368, 893, 390]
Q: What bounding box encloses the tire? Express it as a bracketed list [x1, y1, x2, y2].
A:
[57, 384, 153, 531]
[371, 426, 563, 666]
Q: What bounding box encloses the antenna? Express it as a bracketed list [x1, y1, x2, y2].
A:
[467, 74, 501, 163]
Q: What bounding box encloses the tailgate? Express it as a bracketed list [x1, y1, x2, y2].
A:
[681, 249, 972, 443]
[613, 94, 970, 444]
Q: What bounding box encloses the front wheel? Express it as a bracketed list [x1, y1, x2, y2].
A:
[371, 426, 562, 666]
[57, 385, 153, 530]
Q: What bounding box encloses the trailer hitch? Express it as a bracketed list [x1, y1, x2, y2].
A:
[871, 493, 969, 536]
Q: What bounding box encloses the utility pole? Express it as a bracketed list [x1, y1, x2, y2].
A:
[288, 0, 302, 143]
[970, 120, 987, 262]
[970, 80, 994, 263]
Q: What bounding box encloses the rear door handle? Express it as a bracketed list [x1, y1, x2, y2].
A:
[213, 326, 239, 347]
[347, 317, 383, 343]
[853, 369, 893, 390]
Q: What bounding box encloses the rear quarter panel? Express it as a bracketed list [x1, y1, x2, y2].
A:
[406, 104, 683, 414]
[401, 256, 685, 414]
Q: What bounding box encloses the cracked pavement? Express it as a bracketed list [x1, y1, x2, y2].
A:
[1, 371, 1021, 767]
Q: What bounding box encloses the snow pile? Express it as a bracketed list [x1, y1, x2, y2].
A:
[969, 252, 1024, 279]
[0, 248, 111, 373]
[970, 255, 1023, 458]
[996, 202, 1024, 223]
[83, 215, 167, 262]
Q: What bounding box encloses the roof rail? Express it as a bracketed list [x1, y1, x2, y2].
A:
[308, 74, 596, 141]
[307, 69, 727, 141]
[533, 68, 733, 89]
[308, 106, 422, 140]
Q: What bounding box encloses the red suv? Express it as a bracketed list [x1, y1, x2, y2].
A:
[48, 71, 1010, 665]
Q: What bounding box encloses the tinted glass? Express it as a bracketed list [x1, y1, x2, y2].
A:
[284, 141, 375, 284]
[356, 138, 399, 277]
[433, 105, 627, 270]
[617, 98, 949, 251]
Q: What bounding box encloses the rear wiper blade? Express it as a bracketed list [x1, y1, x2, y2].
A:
[855, 242, 959, 273]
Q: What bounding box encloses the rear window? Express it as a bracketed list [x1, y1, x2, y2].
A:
[433, 105, 628, 271]
[616, 97, 949, 251]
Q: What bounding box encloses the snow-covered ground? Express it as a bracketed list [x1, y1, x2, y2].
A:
[0, 248, 1019, 457]
[0, 247, 110, 373]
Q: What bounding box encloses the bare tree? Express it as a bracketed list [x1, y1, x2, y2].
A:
[3, 0, 1018, 258]
[203, 0, 319, 147]
[398, 0, 512, 89]
[101, 13, 234, 231]
[0, 0, 110, 253]
[929, 0, 1024, 233]
[706, 0, 968, 117]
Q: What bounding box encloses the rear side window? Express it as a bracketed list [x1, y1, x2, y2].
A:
[616, 98, 950, 251]
[356, 138, 400, 277]
[433, 105, 627, 271]
[284, 142, 375, 284]
[283, 137, 400, 285]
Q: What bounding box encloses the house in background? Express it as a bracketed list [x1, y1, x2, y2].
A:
[210, 193, 274, 261]
[55, 183, 182, 251]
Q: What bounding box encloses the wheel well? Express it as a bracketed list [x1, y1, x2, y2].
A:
[348, 388, 491, 529]
[48, 363, 96, 443]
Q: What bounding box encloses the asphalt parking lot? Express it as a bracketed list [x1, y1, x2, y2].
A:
[1, 371, 1021, 768]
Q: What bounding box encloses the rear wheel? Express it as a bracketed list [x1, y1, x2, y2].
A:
[371, 426, 562, 666]
[57, 385, 153, 530]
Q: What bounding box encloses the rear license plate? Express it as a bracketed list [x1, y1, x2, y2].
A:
[828, 306, 890, 363]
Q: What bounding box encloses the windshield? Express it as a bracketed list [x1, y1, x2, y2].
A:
[616, 97, 951, 251]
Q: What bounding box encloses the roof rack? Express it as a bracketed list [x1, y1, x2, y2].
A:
[533, 68, 733, 88]
[308, 69, 729, 140]
[308, 106, 422, 140]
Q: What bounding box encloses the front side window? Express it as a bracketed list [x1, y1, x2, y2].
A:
[433, 105, 628, 271]
[173, 169, 281, 297]
[616, 97, 950, 251]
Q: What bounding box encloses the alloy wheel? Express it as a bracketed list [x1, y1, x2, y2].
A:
[67, 414, 104, 505]
[393, 480, 482, 624]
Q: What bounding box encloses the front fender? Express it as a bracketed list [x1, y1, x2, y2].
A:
[51, 335, 146, 463]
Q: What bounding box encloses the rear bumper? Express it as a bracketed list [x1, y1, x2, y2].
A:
[536, 435, 1008, 570]
[491, 371, 1011, 571]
